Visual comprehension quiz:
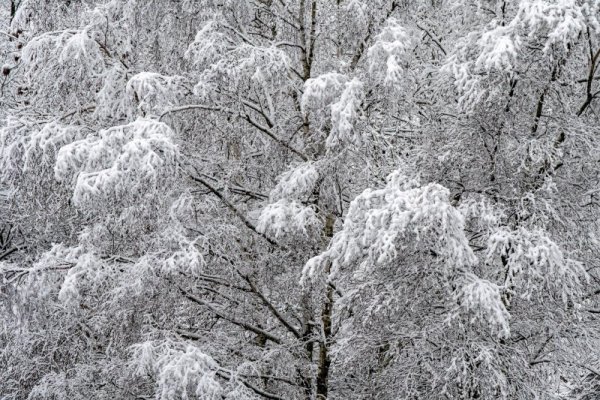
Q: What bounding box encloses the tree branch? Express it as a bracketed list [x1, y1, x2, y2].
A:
[242, 113, 308, 161]
[160, 104, 308, 161]
[0, 246, 19, 261]
[241, 273, 302, 339]
[217, 370, 286, 400]
[187, 170, 278, 247]
[179, 286, 283, 345]
[416, 23, 446, 55]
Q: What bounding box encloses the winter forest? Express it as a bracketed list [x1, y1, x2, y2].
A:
[4, 0, 600, 399]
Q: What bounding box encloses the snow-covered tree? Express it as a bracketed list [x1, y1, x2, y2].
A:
[1, 1, 600, 399]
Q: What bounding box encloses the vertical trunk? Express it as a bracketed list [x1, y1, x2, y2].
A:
[316, 270, 333, 399]
[10, 0, 16, 23]
[316, 214, 336, 399]
[298, 0, 317, 81]
[301, 290, 315, 400]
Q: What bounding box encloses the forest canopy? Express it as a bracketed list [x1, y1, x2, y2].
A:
[1, 0, 600, 399]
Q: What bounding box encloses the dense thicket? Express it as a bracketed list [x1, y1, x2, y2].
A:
[1, 1, 600, 399]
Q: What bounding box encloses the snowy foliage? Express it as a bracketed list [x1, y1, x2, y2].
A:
[327, 78, 365, 149]
[185, 20, 228, 70]
[131, 340, 224, 400]
[21, 29, 104, 94]
[1, 121, 82, 179]
[367, 18, 412, 84]
[486, 227, 586, 303]
[453, 273, 511, 337]
[257, 199, 320, 240]
[517, 0, 588, 51]
[2, 1, 600, 399]
[269, 162, 319, 201]
[304, 171, 476, 280]
[126, 72, 187, 115]
[301, 72, 349, 116]
[55, 119, 179, 209]
[475, 24, 521, 73]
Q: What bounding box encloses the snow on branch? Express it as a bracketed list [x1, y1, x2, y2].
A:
[1, 120, 82, 180]
[22, 29, 104, 78]
[516, 0, 588, 52]
[188, 19, 290, 98]
[301, 72, 349, 116]
[303, 170, 514, 336]
[486, 227, 587, 303]
[54, 119, 180, 209]
[453, 273, 511, 337]
[185, 20, 229, 70]
[303, 170, 477, 282]
[443, 0, 593, 112]
[256, 162, 321, 242]
[126, 72, 187, 115]
[131, 340, 225, 400]
[327, 78, 366, 149]
[257, 199, 320, 240]
[367, 18, 412, 85]
[475, 24, 521, 73]
[269, 162, 320, 202]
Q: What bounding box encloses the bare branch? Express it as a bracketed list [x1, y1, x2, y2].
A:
[179, 286, 283, 345]
[186, 170, 279, 247]
[242, 273, 302, 339]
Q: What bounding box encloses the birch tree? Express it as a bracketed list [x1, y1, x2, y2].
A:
[1, 1, 600, 399]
